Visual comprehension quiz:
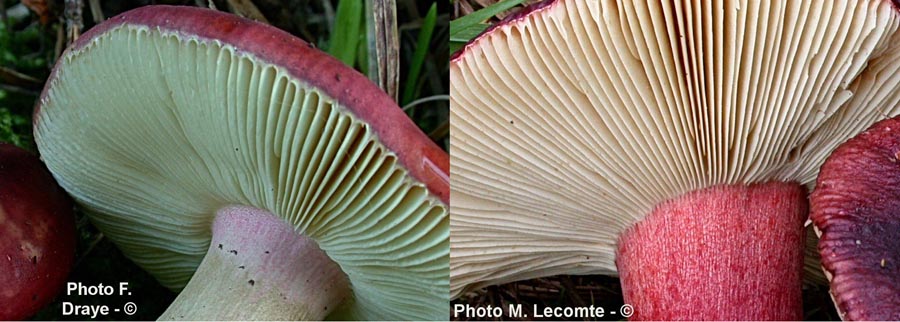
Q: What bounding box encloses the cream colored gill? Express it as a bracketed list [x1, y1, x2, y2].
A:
[35, 25, 448, 320]
[450, 0, 900, 298]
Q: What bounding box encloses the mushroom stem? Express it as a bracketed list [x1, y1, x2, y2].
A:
[159, 205, 349, 320]
[616, 182, 807, 320]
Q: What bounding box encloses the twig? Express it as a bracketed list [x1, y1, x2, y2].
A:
[201, 0, 218, 10]
[0, 66, 43, 90]
[0, 84, 40, 97]
[428, 120, 448, 142]
[560, 276, 587, 307]
[54, 23, 64, 61]
[225, 0, 268, 23]
[402, 94, 449, 112]
[87, 0, 103, 23]
[454, 0, 474, 19]
[366, 0, 400, 101]
[64, 0, 83, 45]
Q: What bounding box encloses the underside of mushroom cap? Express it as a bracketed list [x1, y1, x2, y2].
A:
[811, 117, 900, 321]
[450, 0, 900, 298]
[35, 6, 448, 320]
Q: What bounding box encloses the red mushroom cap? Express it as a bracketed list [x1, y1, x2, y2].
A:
[811, 116, 900, 321]
[37, 5, 448, 205]
[0, 143, 76, 320]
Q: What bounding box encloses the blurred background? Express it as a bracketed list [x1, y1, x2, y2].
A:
[0, 0, 448, 319]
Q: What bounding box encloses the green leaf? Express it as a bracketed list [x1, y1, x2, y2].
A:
[356, 36, 369, 76]
[449, 0, 527, 54]
[401, 3, 438, 106]
[328, 0, 364, 66]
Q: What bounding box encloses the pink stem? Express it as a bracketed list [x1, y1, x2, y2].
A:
[160, 206, 349, 320]
[617, 182, 807, 320]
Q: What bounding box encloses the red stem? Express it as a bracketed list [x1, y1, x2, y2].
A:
[616, 182, 807, 320]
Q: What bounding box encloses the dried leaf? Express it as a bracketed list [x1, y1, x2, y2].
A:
[365, 0, 399, 102]
[225, 0, 268, 23]
[22, 0, 54, 25]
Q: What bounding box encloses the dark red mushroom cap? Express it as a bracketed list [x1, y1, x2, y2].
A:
[0, 143, 76, 320]
[811, 116, 900, 321]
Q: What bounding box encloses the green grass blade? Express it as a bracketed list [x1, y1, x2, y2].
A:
[450, 23, 489, 43]
[449, 22, 489, 54]
[356, 37, 369, 76]
[329, 0, 363, 66]
[401, 3, 437, 106]
[449, 0, 526, 53]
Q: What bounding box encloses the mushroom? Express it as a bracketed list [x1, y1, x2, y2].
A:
[0, 143, 75, 320]
[450, 0, 900, 319]
[810, 116, 900, 321]
[34, 6, 449, 320]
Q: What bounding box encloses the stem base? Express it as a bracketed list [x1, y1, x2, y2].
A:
[616, 182, 807, 320]
[159, 206, 349, 320]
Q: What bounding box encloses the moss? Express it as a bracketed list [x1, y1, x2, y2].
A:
[0, 107, 33, 150]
